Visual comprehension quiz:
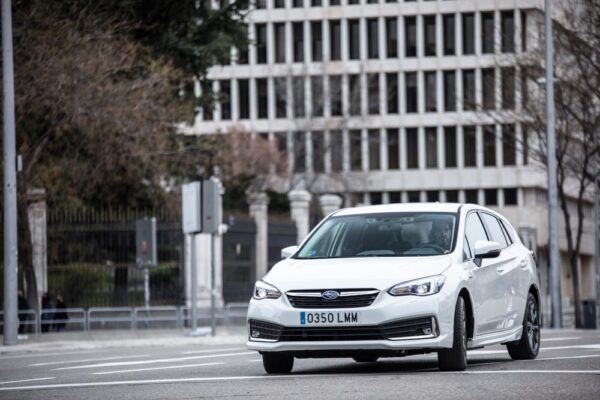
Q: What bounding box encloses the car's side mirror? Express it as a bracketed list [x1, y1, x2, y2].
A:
[473, 240, 501, 267]
[281, 245, 299, 259]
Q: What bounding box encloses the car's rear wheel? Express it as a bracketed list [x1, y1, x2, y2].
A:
[262, 352, 294, 374]
[438, 296, 467, 371]
[352, 356, 379, 363]
[506, 293, 540, 360]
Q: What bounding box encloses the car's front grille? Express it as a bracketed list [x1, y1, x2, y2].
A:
[248, 317, 436, 342]
[286, 289, 379, 309]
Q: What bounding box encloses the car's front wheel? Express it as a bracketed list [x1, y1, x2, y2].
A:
[506, 293, 540, 360]
[438, 296, 467, 371]
[262, 352, 294, 374]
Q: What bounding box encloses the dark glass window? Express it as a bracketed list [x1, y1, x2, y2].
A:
[257, 78, 268, 119]
[406, 128, 419, 169]
[521, 10, 528, 52]
[425, 71, 437, 112]
[464, 213, 489, 259]
[502, 124, 516, 166]
[274, 0, 285, 8]
[522, 125, 529, 165]
[220, 80, 231, 120]
[368, 73, 380, 115]
[446, 190, 459, 202]
[312, 131, 324, 173]
[348, 0, 358, 4]
[462, 69, 475, 110]
[238, 79, 249, 119]
[389, 191, 401, 204]
[427, 190, 439, 202]
[293, 76, 305, 118]
[201, 80, 213, 120]
[405, 16, 417, 57]
[463, 126, 476, 167]
[482, 68, 496, 110]
[387, 128, 399, 170]
[350, 130, 362, 171]
[465, 189, 479, 204]
[256, 0, 266, 9]
[481, 12, 495, 54]
[443, 70, 456, 111]
[256, 24, 267, 64]
[386, 17, 398, 58]
[348, 74, 361, 116]
[462, 13, 475, 55]
[424, 15, 436, 56]
[405, 72, 418, 113]
[444, 126, 457, 167]
[386, 73, 398, 114]
[367, 18, 379, 59]
[330, 130, 343, 172]
[408, 191, 420, 202]
[504, 188, 518, 205]
[368, 129, 380, 170]
[311, 76, 323, 117]
[238, 25, 249, 64]
[312, 0, 322, 6]
[293, 0, 304, 7]
[349, 19, 360, 59]
[293, 22, 304, 62]
[293, 132, 306, 173]
[443, 14, 455, 55]
[329, 75, 342, 116]
[274, 23, 285, 63]
[501, 11, 515, 53]
[275, 77, 287, 118]
[425, 127, 438, 168]
[502, 67, 515, 110]
[329, 0, 340, 5]
[483, 125, 496, 167]
[370, 192, 383, 205]
[330, 20, 341, 60]
[481, 213, 508, 248]
[311, 21, 323, 62]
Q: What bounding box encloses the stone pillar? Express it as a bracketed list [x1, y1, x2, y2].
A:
[319, 194, 343, 217]
[288, 190, 312, 243]
[248, 192, 270, 280]
[27, 189, 47, 306]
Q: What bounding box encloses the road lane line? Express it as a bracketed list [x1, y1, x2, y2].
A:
[92, 362, 225, 375]
[0, 350, 107, 360]
[469, 344, 600, 355]
[460, 370, 600, 375]
[30, 355, 150, 367]
[537, 354, 600, 361]
[53, 351, 256, 371]
[0, 377, 55, 385]
[180, 347, 245, 355]
[249, 359, 263, 362]
[541, 337, 581, 342]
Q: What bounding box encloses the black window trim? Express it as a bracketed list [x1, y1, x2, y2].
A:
[462, 210, 490, 262]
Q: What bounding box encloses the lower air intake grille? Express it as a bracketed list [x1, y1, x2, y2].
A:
[380, 317, 435, 339]
[248, 319, 282, 341]
[280, 325, 384, 341]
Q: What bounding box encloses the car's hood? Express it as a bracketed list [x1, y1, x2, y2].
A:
[263, 255, 452, 292]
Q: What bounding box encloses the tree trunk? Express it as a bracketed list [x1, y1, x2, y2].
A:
[568, 253, 583, 328]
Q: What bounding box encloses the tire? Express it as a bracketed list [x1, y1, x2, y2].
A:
[262, 352, 294, 374]
[438, 296, 468, 371]
[352, 356, 379, 363]
[506, 293, 540, 360]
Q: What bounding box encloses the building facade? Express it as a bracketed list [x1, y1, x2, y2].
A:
[189, 0, 598, 326]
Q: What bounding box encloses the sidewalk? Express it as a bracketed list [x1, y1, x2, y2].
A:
[0, 327, 247, 354]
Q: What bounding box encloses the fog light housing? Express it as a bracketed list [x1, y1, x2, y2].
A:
[422, 327, 432, 335]
[251, 330, 260, 338]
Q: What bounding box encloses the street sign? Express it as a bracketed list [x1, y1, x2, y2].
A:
[202, 177, 221, 234]
[136, 218, 157, 267]
[182, 181, 202, 234]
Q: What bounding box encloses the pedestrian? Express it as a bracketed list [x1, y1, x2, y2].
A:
[18, 289, 30, 334]
[54, 292, 69, 332]
[41, 292, 54, 333]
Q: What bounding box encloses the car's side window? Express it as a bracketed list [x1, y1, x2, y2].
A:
[480, 213, 509, 249]
[463, 212, 489, 260]
[499, 219, 514, 244]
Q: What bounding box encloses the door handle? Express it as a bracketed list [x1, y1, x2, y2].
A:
[519, 260, 528, 269]
[496, 266, 505, 273]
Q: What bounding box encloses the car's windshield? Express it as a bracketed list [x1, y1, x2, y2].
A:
[296, 212, 457, 259]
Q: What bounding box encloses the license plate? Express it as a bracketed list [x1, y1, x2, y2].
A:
[300, 311, 360, 325]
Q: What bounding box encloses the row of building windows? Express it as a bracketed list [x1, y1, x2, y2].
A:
[233, 11, 525, 65]
[247, 1, 492, 10]
[257, 124, 528, 174]
[203, 68, 525, 120]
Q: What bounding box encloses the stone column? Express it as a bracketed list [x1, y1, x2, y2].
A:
[248, 192, 270, 280]
[27, 189, 47, 306]
[288, 190, 312, 243]
[319, 194, 343, 217]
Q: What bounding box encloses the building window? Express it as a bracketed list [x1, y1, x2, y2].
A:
[256, 24, 267, 64]
[386, 73, 398, 114]
[274, 132, 287, 157]
[275, 78, 287, 118]
[367, 18, 379, 59]
[427, 190, 439, 202]
[330, 20, 341, 60]
[425, 71, 437, 112]
[405, 16, 417, 57]
[443, 14, 455, 55]
[424, 15, 436, 56]
[201, 80, 213, 120]
[406, 128, 419, 169]
[370, 192, 383, 205]
[407, 191, 420, 202]
[462, 13, 475, 55]
[274, 23, 285, 63]
[256, 0, 266, 9]
[349, 19, 360, 59]
[521, 10, 528, 52]
[484, 189, 498, 206]
[443, 70, 456, 112]
[330, 0, 340, 5]
[389, 191, 401, 203]
[293, 22, 304, 62]
[368, 73, 380, 115]
[446, 190, 459, 202]
[444, 126, 457, 167]
[312, 131, 324, 173]
[482, 68, 496, 110]
[274, 0, 285, 8]
[465, 189, 478, 204]
[462, 69, 476, 110]
[350, 130, 362, 171]
[238, 79, 249, 119]
[501, 11, 515, 53]
[293, 76, 305, 118]
[521, 67, 529, 109]
[369, 129, 380, 170]
[312, 0, 322, 6]
[293, 132, 306, 173]
[386, 17, 398, 58]
[257, 78, 268, 119]
[238, 26, 249, 64]
[522, 125, 529, 165]
[311, 76, 323, 117]
[311, 21, 323, 62]
[220, 80, 231, 120]
[387, 128, 399, 169]
[348, 74, 361, 116]
[425, 127, 438, 168]
[463, 126, 476, 167]
[405, 72, 418, 113]
[348, 0, 358, 4]
[501, 67, 515, 110]
[502, 124, 516, 166]
[483, 125, 496, 167]
[504, 188, 518, 205]
[481, 12, 495, 54]
[293, 0, 304, 7]
[330, 130, 343, 172]
[329, 75, 342, 116]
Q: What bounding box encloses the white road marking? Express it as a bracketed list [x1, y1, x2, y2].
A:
[53, 351, 256, 371]
[460, 370, 600, 375]
[0, 377, 55, 385]
[469, 344, 600, 355]
[537, 355, 600, 361]
[248, 359, 263, 362]
[180, 347, 245, 355]
[92, 362, 225, 375]
[0, 350, 106, 360]
[30, 355, 150, 367]
[541, 337, 581, 342]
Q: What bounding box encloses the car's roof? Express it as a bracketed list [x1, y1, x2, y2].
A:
[333, 202, 466, 217]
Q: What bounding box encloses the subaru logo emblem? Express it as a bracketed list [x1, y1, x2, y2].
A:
[322, 290, 340, 300]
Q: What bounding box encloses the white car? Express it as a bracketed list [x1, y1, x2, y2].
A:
[247, 203, 541, 373]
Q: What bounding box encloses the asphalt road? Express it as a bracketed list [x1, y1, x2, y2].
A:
[1, 329, 599, 400]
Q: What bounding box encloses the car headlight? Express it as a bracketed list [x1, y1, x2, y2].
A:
[253, 280, 282, 300]
[388, 275, 446, 296]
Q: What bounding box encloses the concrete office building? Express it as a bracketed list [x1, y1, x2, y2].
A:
[187, 0, 598, 326]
